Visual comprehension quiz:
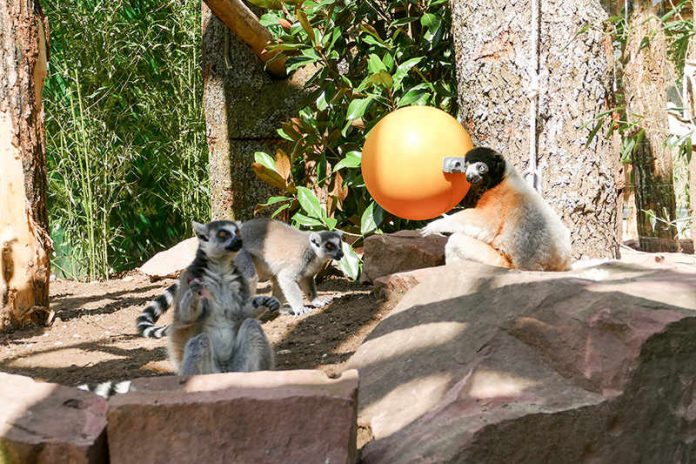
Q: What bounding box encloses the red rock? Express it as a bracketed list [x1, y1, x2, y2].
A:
[361, 231, 447, 283]
[0, 372, 108, 463]
[107, 369, 359, 464]
[139, 237, 197, 278]
[347, 260, 696, 463]
[372, 267, 443, 303]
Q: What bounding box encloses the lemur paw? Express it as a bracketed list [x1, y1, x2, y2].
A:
[252, 296, 281, 313]
[286, 305, 312, 316]
[308, 296, 332, 308]
[420, 217, 450, 237]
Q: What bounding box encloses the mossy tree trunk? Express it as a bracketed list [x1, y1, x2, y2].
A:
[450, 0, 620, 259]
[0, 0, 51, 331]
[623, 2, 680, 252]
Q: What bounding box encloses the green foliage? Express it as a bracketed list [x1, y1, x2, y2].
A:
[44, 0, 209, 280]
[253, 0, 456, 277]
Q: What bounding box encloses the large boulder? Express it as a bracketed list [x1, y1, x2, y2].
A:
[0, 372, 108, 463]
[361, 231, 447, 283]
[107, 369, 359, 464]
[346, 260, 696, 463]
[138, 237, 197, 278]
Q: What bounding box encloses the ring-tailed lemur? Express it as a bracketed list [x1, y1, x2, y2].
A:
[88, 220, 279, 396]
[167, 220, 278, 374]
[136, 219, 344, 338]
[421, 147, 572, 271]
[240, 218, 344, 316]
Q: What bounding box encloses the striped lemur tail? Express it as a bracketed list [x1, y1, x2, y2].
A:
[136, 283, 178, 338]
[78, 380, 132, 399]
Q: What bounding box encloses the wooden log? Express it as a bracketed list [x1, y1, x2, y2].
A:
[0, 0, 52, 331]
[203, 0, 287, 78]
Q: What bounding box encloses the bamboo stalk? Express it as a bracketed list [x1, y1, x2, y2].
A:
[203, 0, 287, 78]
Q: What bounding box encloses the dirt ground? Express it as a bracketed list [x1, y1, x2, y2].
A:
[0, 274, 392, 386]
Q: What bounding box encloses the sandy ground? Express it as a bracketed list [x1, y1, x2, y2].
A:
[0, 274, 391, 386]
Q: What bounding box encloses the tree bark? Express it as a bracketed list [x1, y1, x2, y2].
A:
[623, 3, 679, 252]
[690, 0, 696, 252]
[450, 0, 620, 259]
[0, 0, 51, 330]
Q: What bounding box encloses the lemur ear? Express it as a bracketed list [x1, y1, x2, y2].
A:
[309, 232, 321, 246]
[192, 221, 209, 241]
[334, 229, 344, 239]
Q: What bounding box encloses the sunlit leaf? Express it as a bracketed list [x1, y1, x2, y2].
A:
[338, 241, 361, 280]
[334, 151, 362, 170]
[346, 97, 372, 120]
[254, 151, 276, 171]
[297, 186, 324, 218]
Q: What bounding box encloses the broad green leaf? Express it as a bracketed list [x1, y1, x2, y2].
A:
[346, 97, 372, 121]
[368, 54, 387, 74]
[382, 53, 394, 72]
[271, 203, 291, 218]
[360, 201, 383, 235]
[393, 57, 423, 89]
[258, 195, 289, 207]
[316, 90, 329, 111]
[297, 186, 324, 218]
[254, 151, 276, 171]
[397, 83, 431, 107]
[293, 212, 324, 227]
[323, 216, 338, 230]
[334, 151, 362, 170]
[338, 241, 361, 280]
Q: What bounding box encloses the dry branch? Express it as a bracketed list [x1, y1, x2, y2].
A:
[203, 0, 287, 78]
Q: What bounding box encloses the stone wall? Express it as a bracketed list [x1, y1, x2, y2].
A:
[202, 5, 314, 220]
[0, 370, 359, 464]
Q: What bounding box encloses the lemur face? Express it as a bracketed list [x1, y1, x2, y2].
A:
[309, 230, 344, 261]
[464, 147, 507, 189]
[192, 220, 243, 260]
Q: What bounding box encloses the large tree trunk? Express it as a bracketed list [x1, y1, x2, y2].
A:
[690, 1, 696, 252]
[0, 0, 51, 331]
[623, 3, 680, 252]
[450, 0, 620, 259]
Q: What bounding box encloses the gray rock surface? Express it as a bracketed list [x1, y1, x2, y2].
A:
[347, 260, 696, 463]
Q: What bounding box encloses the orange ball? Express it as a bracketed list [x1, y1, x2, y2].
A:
[361, 106, 473, 220]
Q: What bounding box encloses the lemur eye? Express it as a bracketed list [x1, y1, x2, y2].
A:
[217, 230, 231, 240]
[325, 243, 335, 251]
[478, 164, 488, 174]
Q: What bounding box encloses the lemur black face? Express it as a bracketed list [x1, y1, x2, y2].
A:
[193, 220, 243, 258]
[464, 147, 506, 189]
[309, 231, 344, 261]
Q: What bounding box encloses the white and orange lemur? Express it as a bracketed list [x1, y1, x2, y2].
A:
[421, 147, 572, 271]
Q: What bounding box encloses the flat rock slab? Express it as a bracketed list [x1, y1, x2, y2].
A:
[138, 237, 197, 279]
[347, 259, 696, 463]
[361, 231, 447, 283]
[108, 369, 359, 464]
[0, 372, 107, 463]
[373, 267, 443, 303]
